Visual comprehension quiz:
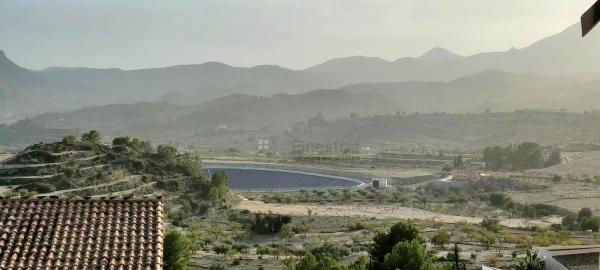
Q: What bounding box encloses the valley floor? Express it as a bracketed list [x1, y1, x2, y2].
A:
[236, 199, 559, 229]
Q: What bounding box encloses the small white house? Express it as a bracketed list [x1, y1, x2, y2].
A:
[372, 177, 388, 188]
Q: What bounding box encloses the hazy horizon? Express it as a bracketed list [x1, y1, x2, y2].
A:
[0, 0, 592, 70]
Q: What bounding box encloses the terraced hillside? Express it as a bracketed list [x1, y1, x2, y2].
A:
[0, 134, 205, 199]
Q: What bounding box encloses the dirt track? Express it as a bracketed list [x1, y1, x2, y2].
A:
[236, 200, 558, 228]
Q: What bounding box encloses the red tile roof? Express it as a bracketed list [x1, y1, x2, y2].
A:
[0, 197, 164, 270]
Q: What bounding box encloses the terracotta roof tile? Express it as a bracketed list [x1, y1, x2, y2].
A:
[0, 197, 164, 270]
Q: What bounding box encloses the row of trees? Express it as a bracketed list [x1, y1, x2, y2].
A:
[62, 130, 103, 145]
[483, 142, 561, 171]
[562, 207, 600, 232]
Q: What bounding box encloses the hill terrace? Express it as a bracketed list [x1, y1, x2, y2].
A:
[0, 196, 164, 270]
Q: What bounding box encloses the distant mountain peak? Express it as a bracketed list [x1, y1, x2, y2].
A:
[0, 50, 23, 71]
[0, 50, 9, 63]
[418, 47, 463, 60]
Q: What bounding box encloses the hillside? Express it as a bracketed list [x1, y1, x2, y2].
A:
[39, 63, 335, 105]
[0, 89, 396, 148]
[6, 70, 600, 149]
[341, 71, 600, 113]
[0, 50, 93, 122]
[287, 110, 600, 150]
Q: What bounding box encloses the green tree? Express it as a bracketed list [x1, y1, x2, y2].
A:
[481, 217, 500, 232]
[296, 253, 318, 270]
[295, 253, 346, 270]
[383, 239, 436, 270]
[307, 241, 351, 260]
[112, 136, 130, 146]
[279, 223, 295, 242]
[545, 148, 562, 167]
[579, 207, 593, 220]
[211, 170, 229, 188]
[348, 256, 368, 270]
[212, 242, 231, 257]
[256, 244, 270, 259]
[208, 170, 230, 206]
[370, 221, 422, 269]
[514, 142, 543, 170]
[81, 130, 101, 144]
[581, 216, 600, 232]
[449, 243, 465, 270]
[515, 249, 544, 270]
[431, 230, 451, 248]
[62, 135, 77, 144]
[316, 256, 347, 270]
[179, 153, 201, 177]
[157, 145, 178, 160]
[163, 231, 191, 270]
[489, 193, 508, 207]
[232, 243, 249, 256]
[476, 231, 497, 249]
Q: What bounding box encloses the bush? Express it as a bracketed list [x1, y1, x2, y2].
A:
[251, 213, 292, 234]
[481, 218, 501, 232]
[489, 192, 508, 207]
[213, 243, 232, 256]
[306, 241, 351, 260]
[256, 244, 270, 258]
[552, 175, 562, 182]
[581, 217, 600, 232]
[23, 182, 56, 194]
[348, 222, 367, 231]
[431, 230, 451, 248]
[208, 264, 225, 270]
[579, 208, 593, 220]
[562, 213, 579, 230]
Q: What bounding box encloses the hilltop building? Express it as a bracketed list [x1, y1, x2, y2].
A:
[0, 196, 164, 270]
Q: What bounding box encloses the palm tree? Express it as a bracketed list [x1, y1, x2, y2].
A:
[515, 249, 545, 270]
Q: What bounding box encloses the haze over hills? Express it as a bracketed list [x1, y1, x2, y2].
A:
[341, 70, 600, 113]
[2, 23, 600, 123]
[5, 69, 600, 149]
[0, 50, 90, 121]
[305, 23, 600, 84]
[0, 89, 396, 147]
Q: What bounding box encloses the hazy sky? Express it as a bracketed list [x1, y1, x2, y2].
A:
[0, 0, 593, 70]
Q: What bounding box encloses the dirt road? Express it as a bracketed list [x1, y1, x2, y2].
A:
[236, 200, 558, 228]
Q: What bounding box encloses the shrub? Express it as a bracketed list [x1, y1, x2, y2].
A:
[581, 217, 600, 232]
[489, 192, 508, 207]
[348, 222, 367, 231]
[256, 244, 270, 258]
[208, 264, 225, 270]
[431, 230, 451, 248]
[212, 243, 232, 256]
[306, 241, 351, 260]
[481, 218, 501, 232]
[23, 182, 56, 194]
[251, 213, 292, 234]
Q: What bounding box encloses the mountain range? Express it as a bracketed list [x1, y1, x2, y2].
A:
[2, 23, 600, 123]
